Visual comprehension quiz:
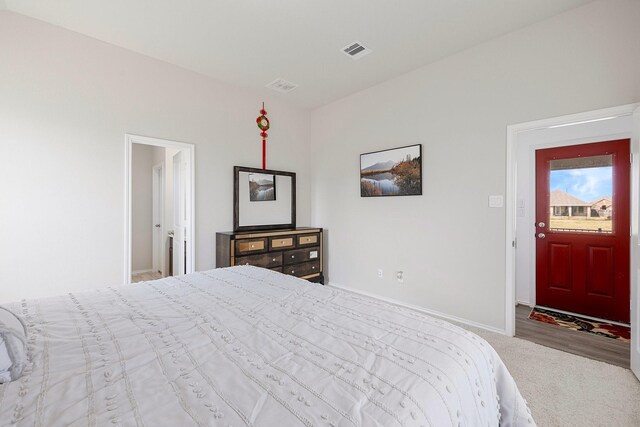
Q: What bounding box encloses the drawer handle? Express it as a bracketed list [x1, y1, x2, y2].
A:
[272, 258, 276, 262]
[291, 255, 295, 259]
[291, 270, 295, 274]
[251, 244, 255, 248]
[312, 266, 315, 270]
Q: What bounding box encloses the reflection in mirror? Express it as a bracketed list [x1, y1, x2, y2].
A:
[234, 166, 296, 231]
[239, 173, 292, 226]
[248, 173, 276, 201]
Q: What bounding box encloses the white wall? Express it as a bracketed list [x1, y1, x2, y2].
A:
[514, 115, 634, 306]
[309, 0, 640, 331]
[131, 143, 154, 272]
[0, 11, 311, 302]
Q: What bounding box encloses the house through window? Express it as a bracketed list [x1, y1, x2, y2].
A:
[549, 155, 613, 233]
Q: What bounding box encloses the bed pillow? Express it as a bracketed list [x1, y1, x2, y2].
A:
[0, 307, 27, 383]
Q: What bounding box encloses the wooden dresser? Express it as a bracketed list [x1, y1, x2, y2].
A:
[216, 227, 323, 284]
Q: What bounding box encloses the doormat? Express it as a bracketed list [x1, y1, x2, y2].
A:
[528, 307, 630, 343]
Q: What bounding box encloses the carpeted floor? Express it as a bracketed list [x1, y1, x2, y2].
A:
[461, 324, 640, 427]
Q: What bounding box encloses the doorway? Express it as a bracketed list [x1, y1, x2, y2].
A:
[505, 104, 640, 378]
[125, 134, 195, 284]
[130, 144, 165, 282]
[535, 139, 630, 323]
[152, 162, 165, 277]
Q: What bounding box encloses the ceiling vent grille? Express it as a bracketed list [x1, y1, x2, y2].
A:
[266, 78, 298, 93]
[341, 41, 372, 60]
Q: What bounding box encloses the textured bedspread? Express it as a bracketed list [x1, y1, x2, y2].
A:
[0, 266, 535, 426]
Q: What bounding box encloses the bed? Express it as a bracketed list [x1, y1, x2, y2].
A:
[0, 266, 535, 426]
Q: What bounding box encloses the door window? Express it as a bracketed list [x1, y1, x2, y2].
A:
[549, 154, 613, 233]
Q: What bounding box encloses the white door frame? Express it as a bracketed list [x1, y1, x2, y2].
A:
[152, 162, 165, 275]
[633, 106, 640, 380]
[505, 103, 640, 337]
[172, 150, 188, 276]
[513, 118, 634, 309]
[124, 134, 196, 284]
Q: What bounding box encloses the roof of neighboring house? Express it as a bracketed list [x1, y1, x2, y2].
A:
[549, 189, 591, 207]
[590, 197, 612, 207]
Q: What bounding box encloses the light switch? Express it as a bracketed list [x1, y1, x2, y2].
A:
[489, 195, 504, 208]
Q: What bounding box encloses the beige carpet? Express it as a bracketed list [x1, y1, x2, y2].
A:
[462, 325, 640, 427]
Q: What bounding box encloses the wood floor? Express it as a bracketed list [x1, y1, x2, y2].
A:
[131, 271, 163, 283]
[515, 304, 630, 369]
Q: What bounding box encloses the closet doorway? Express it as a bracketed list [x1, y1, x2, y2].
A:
[125, 134, 195, 284]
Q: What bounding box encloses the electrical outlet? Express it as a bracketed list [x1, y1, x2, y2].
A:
[396, 271, 404, 283]
[377, 269, 383, 278]
[488, 195, 504, 208]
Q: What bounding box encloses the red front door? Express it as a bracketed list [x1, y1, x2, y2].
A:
[535, 139, 630, 323]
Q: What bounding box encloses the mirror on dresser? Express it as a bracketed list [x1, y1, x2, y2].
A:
[220, 166, 322, 283]
[234, 166, 296, 232]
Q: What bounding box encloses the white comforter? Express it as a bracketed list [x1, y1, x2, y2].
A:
[0, 266, 535, 426]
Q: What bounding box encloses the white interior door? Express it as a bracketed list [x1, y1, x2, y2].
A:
[632, 106, 640, 381]
[172, 150, 186, 275]
[152, 163, 164, 275]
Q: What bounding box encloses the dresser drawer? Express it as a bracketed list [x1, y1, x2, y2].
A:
[283, 246, 320, 266]
[235, 238, 267, 254]
[284, 261, 320, 277]
[297, 233, 319, 246]
[269, 236, 295, 250]
[235, 252, 282, 268]
[216, 229, 324, 284]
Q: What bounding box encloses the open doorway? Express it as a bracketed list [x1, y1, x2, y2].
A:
[152, 162, 165, 278]
[125, 134, 195, 284]
[506, 104, 640, 377]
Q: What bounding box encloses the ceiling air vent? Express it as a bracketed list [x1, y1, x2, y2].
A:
[266, 78, 298, 93]
[341, 41, 372, 60]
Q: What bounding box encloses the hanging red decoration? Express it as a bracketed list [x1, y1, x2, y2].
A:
[256, 102, 270, 169]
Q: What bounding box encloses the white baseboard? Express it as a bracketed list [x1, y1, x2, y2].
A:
[132, 269, 154, 275]
[516, 299, 533, 307]
[327, 282, 507, 336]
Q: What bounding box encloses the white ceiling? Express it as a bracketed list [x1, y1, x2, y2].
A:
[5, 0, 594, 109]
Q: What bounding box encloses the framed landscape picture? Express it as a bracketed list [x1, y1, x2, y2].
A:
[360, 144, 422, 197]
[249, 173, 276, 201]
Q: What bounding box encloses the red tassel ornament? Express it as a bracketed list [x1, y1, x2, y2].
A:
[256, 102, 270, 169]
